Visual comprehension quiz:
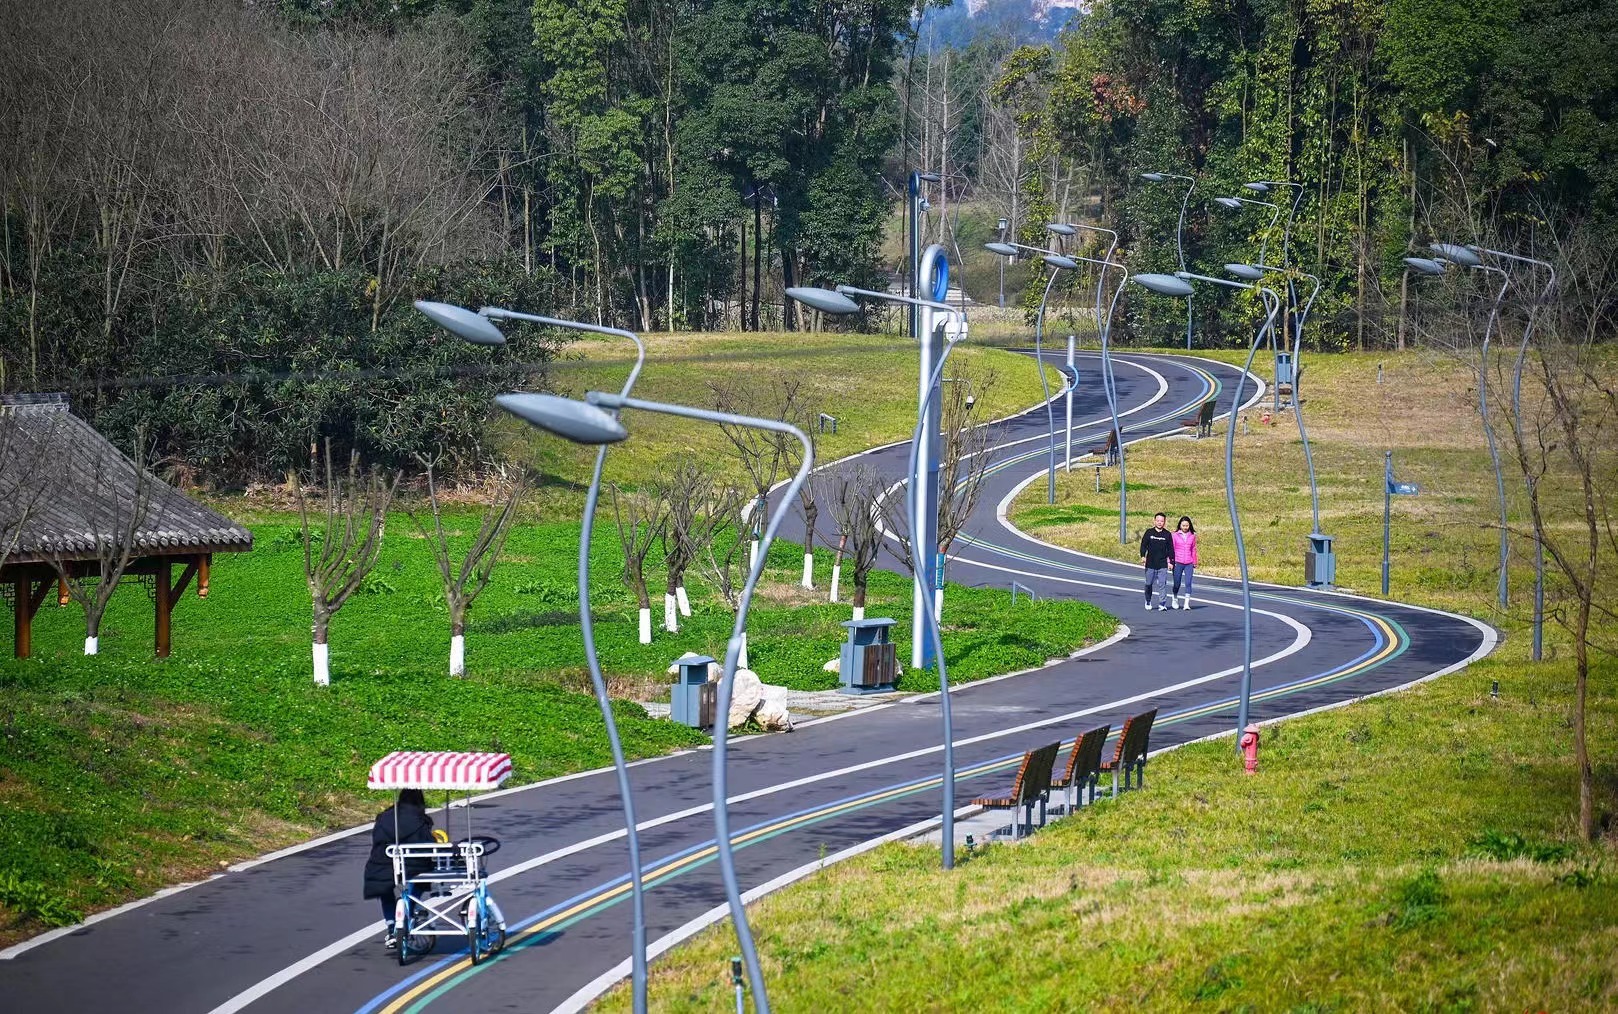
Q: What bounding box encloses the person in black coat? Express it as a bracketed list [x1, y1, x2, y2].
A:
[363, 788, 435, 947]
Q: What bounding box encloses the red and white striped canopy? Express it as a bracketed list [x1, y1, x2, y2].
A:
[367, 751, 513, 791]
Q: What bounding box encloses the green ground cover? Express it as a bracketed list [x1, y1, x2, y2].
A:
[598, 348, 1618, 1011]
[603, 656, 1618, 1011]
[0, 330, 1100, 943]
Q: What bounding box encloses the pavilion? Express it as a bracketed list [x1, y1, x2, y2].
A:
[1, 393, 253, 658]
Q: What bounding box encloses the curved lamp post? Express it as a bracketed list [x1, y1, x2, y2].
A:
[1246, 181, 1306, 344]
[501, 390, 812, 1014]
[416, 301, 654, 1012]
[1213, 195, 1282, 272]
[1130, 272, 1280, 747]
[1142, 171, 1197, 348]
[1480, 245, 1557, 658]
[989, 239, 1131, 544]
[787, 283, 967, 871]
[1428, 243, 1514, 609]
[1050, 224, 1123, 482]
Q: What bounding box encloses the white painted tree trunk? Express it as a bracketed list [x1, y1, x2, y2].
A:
[449, 634, 465, 677]
[83, 635, 98, 656]
[749, 538, 760, 571]
[852, 605, 865, 621]
[663, 593, 679, 633]
[829, 564, 842, 603]
[313, 642, 330, 686]
[638, 607, 652, 645]
[934, 586, 943, 621]
[800, 553, 814, 589]
[675, 585, 691, 617]
[738, 630, 749, 669]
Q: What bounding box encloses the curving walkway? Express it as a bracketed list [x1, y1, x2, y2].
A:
[0, 351, 1494, 1014]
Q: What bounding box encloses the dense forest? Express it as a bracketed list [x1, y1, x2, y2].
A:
[1, 0, 1610, 481]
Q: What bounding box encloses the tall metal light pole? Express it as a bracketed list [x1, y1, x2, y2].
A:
[1245, 180, 1305, 344]
[1130, 271, 1280, 748]
[908, 170, 942, 339]
[1142, 171, 1196, 348]
[988, 239, 1130, 542]
[498, 390, 814, 1014]
[1481, 245, 1557, 659]
[789, 284, 966, 870]
[996, 216, 1009, 308]
[1430, 242, 1513, 610]
[414, 301, 654, 1014]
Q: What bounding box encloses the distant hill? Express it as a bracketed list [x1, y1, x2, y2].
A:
[917, 0, 1085, 51]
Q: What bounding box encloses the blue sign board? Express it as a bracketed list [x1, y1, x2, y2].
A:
[1389, 481, 1419, 496]
[934, 552, 946, 590]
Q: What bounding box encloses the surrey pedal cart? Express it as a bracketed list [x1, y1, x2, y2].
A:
[367, 751, 512, 966]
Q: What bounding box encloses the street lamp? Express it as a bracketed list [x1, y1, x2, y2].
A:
[908, 170, 943, 339]
[1141, 171, 1196, 348]
[986, 238, 1130, 544]
[1425, 242, 1514, 610]
[996, 216, 1010, 308]
[1247, 180, 1306, 346]
[1130, 271, 1281, 749]
[788, 282, 967, 872]
[415, 301, 653, 1014]
[1479, 245, 1558, 659]
[502, 389, 814, 1014]
[1212, 194, 1282, 269]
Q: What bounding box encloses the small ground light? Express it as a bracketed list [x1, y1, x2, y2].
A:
[731, 956, 745, 1014]
[965, 834, 976, 854]
[1492, 680, 1500, 699]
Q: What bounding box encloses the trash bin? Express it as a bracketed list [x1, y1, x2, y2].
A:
[1275, 351, 1294, 387]
[1305, 532, 1335, 587]
[838, 617, 898, 695]
[670, 654, 716, 729]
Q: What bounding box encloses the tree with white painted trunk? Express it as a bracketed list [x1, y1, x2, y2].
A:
[295, 442, 398, 686]
[609, 483, 669, 645]
[408, 457, 526, 677]
[788, 408, 825, 591]
[45, 429, 155, 656]
[698, 488, 752, 667]
[655, 458, 729, 633]
[830, 466, 885, 622]
[711, 372, 804, 574]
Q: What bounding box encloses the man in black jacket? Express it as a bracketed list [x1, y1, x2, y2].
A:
[1139, 512, 1173, 610]
[363, 788, 435, 950]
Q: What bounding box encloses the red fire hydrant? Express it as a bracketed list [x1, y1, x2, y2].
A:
[1240, 724, 1261, 774]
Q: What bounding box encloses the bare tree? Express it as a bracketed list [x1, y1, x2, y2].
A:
[45, 431, 156, 655]
[830, 466, 887, 621]
[1491, 227, 1618, 842]
[408, 456, 527, 677]
[655, 457, 730, 633]
[609, 483, 669, 645]
[295, 442, 400, 686]
[711, 372, 805, 569]
[697, 487, 752, 667]
[790, 411, 825, 590]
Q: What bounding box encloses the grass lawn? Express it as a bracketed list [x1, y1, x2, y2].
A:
[602, 656, 1618, 1012]
[0, 330, 1103, 943]
[596, 347, 1618, 1011]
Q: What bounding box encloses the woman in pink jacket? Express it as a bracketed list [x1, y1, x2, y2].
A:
[1171, 515, 1198, 610]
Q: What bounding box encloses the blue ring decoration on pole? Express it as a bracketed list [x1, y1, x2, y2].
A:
[927, 247, 949, 303]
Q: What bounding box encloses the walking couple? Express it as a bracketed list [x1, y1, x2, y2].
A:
[1138, 512, 1198, 611]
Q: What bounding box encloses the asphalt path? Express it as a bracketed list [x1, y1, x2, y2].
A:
[0, 351, 1494, 1014]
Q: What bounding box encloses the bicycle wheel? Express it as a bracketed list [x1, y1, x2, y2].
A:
[466, 899, 487, 966]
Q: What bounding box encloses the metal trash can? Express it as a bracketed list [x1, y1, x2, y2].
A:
[838, 617, 898, 695]
[670, 654, 716, 729]
[1305, 532, 1335, 588]
[1275, 351, 1294, 386]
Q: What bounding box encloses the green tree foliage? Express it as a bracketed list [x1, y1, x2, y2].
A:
[1003, 0, 1617, 349]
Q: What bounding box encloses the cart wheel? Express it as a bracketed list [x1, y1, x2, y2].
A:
[467, 902, 486, 966]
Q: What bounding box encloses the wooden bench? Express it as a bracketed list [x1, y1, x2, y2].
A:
[1099, 708, 1157, 798]
[1088, 428, 1119, 466]
[971, 741, 1061, 839]
[1179, 399, 1215, 438]
[1049, 724, 1110, 814]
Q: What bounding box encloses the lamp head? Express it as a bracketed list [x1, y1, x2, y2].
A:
[1141, 172, 1167, 182]
[497, 393, 628, 445]
[1042, 254, 1079, 270]
[984, 241, 1019, 257]
[1404, 257, 1449, 276]
[1046, 223, 1077, 236]
[1225, 263, 1266, 281]
[1430, 242, 1483, 267]
[415, 300, 506, 346]
[1132, 273, 1196, 297]
[997, 217, 1008, 231]
[1243, 182, 1270, 192]
[917, 171, 942, 183]
[785, 286, 861, 315]
[1214, 197, 1243, 209]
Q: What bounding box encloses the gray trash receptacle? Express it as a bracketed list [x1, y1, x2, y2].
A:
[670, 654, 716, 728]
[838, 617, 898, 695]
[1306, 532, 1335, 587]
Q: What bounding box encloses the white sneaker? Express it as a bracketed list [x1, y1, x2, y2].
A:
[1169, 598, 1180, 610]
[1155, 603, 1168, 611]
[1182, 596, 1192, 610]
[1144, 602, 1152, 611]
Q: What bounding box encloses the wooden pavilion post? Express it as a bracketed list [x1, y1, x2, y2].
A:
[12, 576, 29, 659]
[154, 560, 172, 658]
